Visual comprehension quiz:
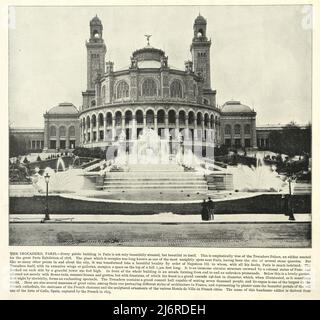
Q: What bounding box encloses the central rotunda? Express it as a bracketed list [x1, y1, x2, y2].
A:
[79, 14, 221, 160]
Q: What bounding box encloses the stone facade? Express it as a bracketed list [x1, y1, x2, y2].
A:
[220, 101, 257, 149]
[10, 128, 44, 153]
[10, 14, 261, 154]
[43, 103, 79, 151]
[256, 124, 310, 150]
[79, 14, 221, 156]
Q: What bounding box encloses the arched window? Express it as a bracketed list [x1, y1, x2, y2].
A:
[86, 116, 91, 128]
[168, 110, 176, 125]
[146, 110, 154, 125]
[93, 30, 100, 38]
[69, 126, 75, 137]
[197, 113, 203, 126]
[115, 111, 122, 126]
[59, 126, 66, 137]
[210, 115, 214, 128]
[244, 124, 251, 134]
[204, 114, 209, 127]
[142, 78, 157, 96]
[116, 81, 129, 99]
[179, 110, 186, 125]
[92, 114, 97, 127]
[234, 124, 241, 135]
[106, 113, 112, 126]
[188, 111, 195, 126]
[98, 113, 104, 127]
[49, 126, 56, 137]
[157, 110, 165, 124]
[170, 80, 183, 98]
[225, 125, 231, 135]
[125, 110, 133, 125]
[136, 110, 143, 125]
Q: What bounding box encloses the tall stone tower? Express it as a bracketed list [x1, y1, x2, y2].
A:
[190, 14, 211, 90]
[86, 15, 106, 90]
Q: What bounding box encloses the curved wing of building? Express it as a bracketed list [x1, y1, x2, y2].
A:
[42, 14, 257, 153]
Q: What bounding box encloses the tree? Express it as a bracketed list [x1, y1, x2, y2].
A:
[269, 131, 282, 154]
[268, 122, 312, 157]
[9, 133, 27, 158]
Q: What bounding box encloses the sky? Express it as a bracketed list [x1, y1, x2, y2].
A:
[8, 5, 312, 127]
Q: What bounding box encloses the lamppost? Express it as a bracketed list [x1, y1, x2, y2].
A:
[44, 172, 50, 221]
[287, 176, 295, 221]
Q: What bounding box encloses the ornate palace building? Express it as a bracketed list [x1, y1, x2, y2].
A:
[78, 14, 221, 158]
[13, 14, 259, 154]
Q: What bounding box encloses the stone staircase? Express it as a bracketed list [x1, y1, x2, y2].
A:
[82, 159, 105, 172]
[101, 164, 208, 192]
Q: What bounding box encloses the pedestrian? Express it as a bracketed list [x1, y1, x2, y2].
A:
[201, 199, 209, 221]
[281, 194, 288, 216]
[288, 197, 295, 221]
[207, 197, 215, 220]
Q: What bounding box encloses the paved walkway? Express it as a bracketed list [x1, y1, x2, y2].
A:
[9, 213, 311, 223]
[9, 221, 311, 247]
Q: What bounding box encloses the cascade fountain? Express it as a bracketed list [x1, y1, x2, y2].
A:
[114, 128, 171, 165]
[30, 129, 290, 203]
[226, 153, 288, 192]
[113, 128, 202, 167]
[56, 156, 66, 172]
[72, 155, 81, 167]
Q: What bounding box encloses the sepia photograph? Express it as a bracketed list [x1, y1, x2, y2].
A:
[8, 5, 312, 248]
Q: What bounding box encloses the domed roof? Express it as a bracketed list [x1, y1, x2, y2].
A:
[47, 102, 78, 115]
[221, 101, 254, 113]
[132, 46, 165, 62]
[90, 15, 101, 25]
[195, 14, 206, 24]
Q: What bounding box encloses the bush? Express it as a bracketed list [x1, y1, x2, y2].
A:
[9, 133, 27, 158]
[23, 157, 29, 164]
[214, 145, 229, 156]
[73, 147, 105, 159]
[36, 155, 41, 162]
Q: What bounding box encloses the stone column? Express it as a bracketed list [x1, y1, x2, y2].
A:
[143, 115, 147, 127]
[66, 129, 70, 150]
[164, 115, 169, 140]
[132, 116, 137, 140]
[43, 117, 49, 151]
[175, 116, 179, 138]
[112, 117, 116, 141]
[154, 116, 158, 131]
[241, 125, 245, 148]
[84, 123, 87, 144]
[252, 118, 257, 148]
[185, 117, 189, 140]
[194, 122, 198, 140]
[104, 114, 107, 142]
[90, 120, 93, 143]
[122, 117, 125, 130]
[57, 130, 60, 149]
